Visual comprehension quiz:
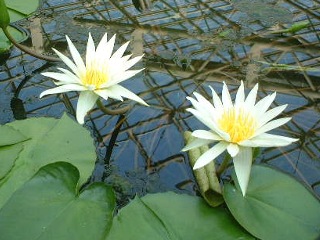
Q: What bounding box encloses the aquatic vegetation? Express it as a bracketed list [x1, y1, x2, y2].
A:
[0, 0, 319, 239]
[182, 81, 298, 196]
[40, 33, 148, 124]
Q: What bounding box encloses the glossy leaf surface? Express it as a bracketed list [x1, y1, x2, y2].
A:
[224, 165, 320, 240]
[108, 192, 254, 240]
[0, 114, 96, 208]
[0, 162, 115, 240]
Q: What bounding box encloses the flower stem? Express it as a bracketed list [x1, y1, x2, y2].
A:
[216, 154, 232, 177]
[2, 26, 60, 62]
[96, 99, 131, 115]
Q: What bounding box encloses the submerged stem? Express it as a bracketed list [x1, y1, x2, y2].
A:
[96, 99, 131, 115]
[2, 26, 60, 62]
[216, 154, 232, 177]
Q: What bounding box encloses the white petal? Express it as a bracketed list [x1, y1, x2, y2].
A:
[187, 108, 230, 141]
[235, 81, 245, 107]
[104, 84, 148, 106]
[181, 138, 213, 151]
[186, 95, 217, 125]
[192, 130, 223, 141]
[209, 85, 223, 109]
[257, 104, 287, 128]
[94, 88, 123, 101]
[187, 108, 214, 129]
[123, 55, 144, 71]
[40, 84, 86, 98]
[186, 96, 206, 114]
[193, 92, 216, 113]
[121, 54, 132, 62]
[111, 41, 129, 59]
[57, 68, 82, 84]
[97, 34, 115, 61]
[41, 72, 79, 84]
[76, 91, 98, 124]
[255, 117, 291, 136]
[193, 141, 228, 169]
[253, 92, 276, 118]
[222, 82, 232, 108]
[240, 133, 299, 147]
[244, 83, 258, 109]
[53, 49, 79, 76]
[96, 33, 109, 51]
[233, 147, 252, 196]
[65, 35, 86, 75]
[227, 143, 239, 157]
[107, 69, 143, 87]
[86, 33, 96, 66]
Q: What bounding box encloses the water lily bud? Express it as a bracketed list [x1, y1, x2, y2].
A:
[0, 0, 10, 29]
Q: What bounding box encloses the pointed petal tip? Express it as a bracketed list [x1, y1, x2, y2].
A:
[193, 162, 203, 170]
[233, 147, 252, 198]
[186, 96, 194, 102]
[76, 116, 85, 125]
[139, 99, 149, 107]
[39, 92, 45, 98]
[241, 189, 247, 197]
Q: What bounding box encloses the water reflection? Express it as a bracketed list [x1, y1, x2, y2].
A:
[0, 0, 319, 204]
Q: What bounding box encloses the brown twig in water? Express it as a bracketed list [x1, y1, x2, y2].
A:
[2, 26, 60, 62]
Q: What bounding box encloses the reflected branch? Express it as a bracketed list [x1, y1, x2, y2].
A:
[2, 26, 60, 62]
[96, 99, 131, 115]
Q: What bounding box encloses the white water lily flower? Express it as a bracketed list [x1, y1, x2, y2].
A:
[182, 81, 298, 196]
[40, 33, 148, 124]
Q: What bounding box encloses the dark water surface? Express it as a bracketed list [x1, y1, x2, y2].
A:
[1, 0, 319, 204]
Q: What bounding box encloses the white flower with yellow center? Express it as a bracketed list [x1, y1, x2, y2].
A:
[40, 33, 148, 124]
[182, 81, 298, 196]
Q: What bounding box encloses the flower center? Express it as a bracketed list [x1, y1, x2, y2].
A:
[82, 68, 108, 90]
[218, 107, 257, 143]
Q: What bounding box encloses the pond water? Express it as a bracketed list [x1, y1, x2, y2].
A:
[1, 0, 320, 205]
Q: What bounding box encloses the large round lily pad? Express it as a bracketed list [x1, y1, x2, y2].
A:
[0, 114, 96, 208]
[108, 192, 254, 239]
[224, 165, 320, 240]
[0, 162, 115, 240]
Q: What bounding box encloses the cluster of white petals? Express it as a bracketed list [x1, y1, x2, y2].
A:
[40, 33, 147, 124]
[182, 81, 298, 196]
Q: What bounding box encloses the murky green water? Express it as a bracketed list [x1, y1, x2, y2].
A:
[1, 0, 319, 204]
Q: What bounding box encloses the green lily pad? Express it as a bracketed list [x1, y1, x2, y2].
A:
[0, 144, 23, 180]
[5, 0, 40, 22]
[0, 125, 27, 179]
[0, 114, 96, 208]
[0, 124, 27, 146]
[108, 192, 254, 239]
[224, 165, 320, 240]
[0, 162, 115, 240]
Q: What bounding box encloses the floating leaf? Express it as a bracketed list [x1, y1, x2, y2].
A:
[0, 144, 23, 180]
[224, 165, 320, 240]
[0, 114, 96, 208]
[108, 192, 254, 239]
[5, 0, 40, 22]
[0, 162, 115, 240]
[0, 125, 27, 179]
[0, 124, 27, 146]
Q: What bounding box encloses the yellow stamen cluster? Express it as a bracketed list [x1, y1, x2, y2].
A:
[218, 107, 257, 143]
[82, 68, 108, 89]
